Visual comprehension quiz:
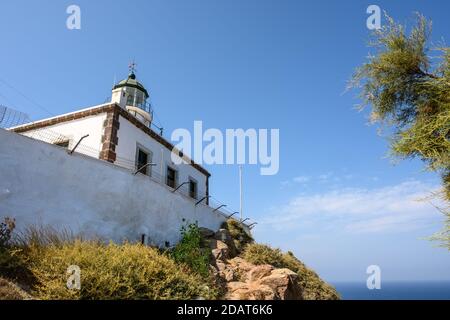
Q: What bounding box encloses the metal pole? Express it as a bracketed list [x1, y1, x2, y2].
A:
[213, 204, 227, 212]
[172, 181, 189, 193]
[228, 212, 239, 218]
[69, 134, 89, 154]
[160, 148, 164, 183]
[133, 163, 156, 175]
[239, 165, 243, 221]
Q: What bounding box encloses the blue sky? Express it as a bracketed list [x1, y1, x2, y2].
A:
[1, 0, 449, 282]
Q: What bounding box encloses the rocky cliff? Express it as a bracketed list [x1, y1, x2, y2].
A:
[201, 221, 340, 300]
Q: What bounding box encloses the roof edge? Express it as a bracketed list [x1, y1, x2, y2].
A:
[9, 103, 210, 177]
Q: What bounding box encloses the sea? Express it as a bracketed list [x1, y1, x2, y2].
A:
[331, 281, 450, 300]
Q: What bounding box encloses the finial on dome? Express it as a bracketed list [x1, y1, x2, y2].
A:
[128, 60, 137, 78]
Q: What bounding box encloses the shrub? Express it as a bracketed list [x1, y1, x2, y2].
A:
[28, 241, 215, 300]
[171, 222, 210, 278]
[241, 243, 284, 267]
[242, 243, 340, 300]
[0, 217, 15, 248]
[221, 219, 253, 253]
[0, 217, 33, 284]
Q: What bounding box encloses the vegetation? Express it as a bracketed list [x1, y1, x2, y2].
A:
[0, 277, 31, 300]
[0, 221, 215, 300]
[0, 217, 31, 283]
[220, 219, 254, 253]
[349, 13, 450, 247]
[428, 204, 450, 249]
[243, 243, 340, 300]
[171, 222, 211, 278]
[29, 241, 213, 300]
[0, 217, 15, 248]
[0, 218, 338, 300]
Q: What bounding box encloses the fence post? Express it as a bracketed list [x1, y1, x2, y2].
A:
[69, 134, 89, 154]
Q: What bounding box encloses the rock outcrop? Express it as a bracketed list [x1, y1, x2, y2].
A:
[224, 263, 303, 300]
[205, 227, 304, 300]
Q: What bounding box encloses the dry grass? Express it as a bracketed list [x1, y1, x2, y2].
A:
[0, 225, 217, 300]
[28, 241, 216, 300]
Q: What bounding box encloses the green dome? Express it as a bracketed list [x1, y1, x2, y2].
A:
[113, 73, 149, 98]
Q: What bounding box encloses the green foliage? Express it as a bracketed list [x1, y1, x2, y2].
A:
[27, 240, 214, 300]
[171, 222, 211, 278]
[350, 13, 450, 248]
[242, 244, 340, 300]
[350, 13, 449, 195]
[220, 219, 253, 253]
[0, 217, 15, 248]
[428, 201, 450, 249]
[241, 243, 284, 267]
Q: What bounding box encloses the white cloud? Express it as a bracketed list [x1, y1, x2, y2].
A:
[318, 173, 332, 180]
[263, 180, 443, 234]
[293, 176, 309, 183]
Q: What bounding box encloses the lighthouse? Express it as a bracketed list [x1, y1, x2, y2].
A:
[111, 62, 152, 127]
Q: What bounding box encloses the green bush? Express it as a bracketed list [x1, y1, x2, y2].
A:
[171, 222, 211, 278]
[28, 241, 215, 300]
[241, 243, 284, 267]
[221, 219, 253, 253]
[242, 244, 340, 300]
[0, 217, 15, 248]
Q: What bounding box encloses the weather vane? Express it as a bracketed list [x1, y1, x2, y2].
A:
[128, 60, 137, 74]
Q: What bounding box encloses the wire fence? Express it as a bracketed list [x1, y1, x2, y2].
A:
[20, 127, 71, 146]
[13, 127, 254, 228]
[0, 105, 31, 128]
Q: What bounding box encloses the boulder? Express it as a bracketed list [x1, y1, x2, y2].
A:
[214, 229, 238, 257]
[218, 258, 303, 300]
[227, 257, 254, 274]
[225, 282, 276, 300]
[258, 268, 303, 300]
[198, 227, 215, 238]
[248, 264, 274, 282]
[209, 239, 230, 260]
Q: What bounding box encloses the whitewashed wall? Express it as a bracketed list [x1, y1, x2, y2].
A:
[15, 109, 107, 159]
[0, 129, 227, 246]
[115, 115, 208, 197]
[11, 108, 208, 198]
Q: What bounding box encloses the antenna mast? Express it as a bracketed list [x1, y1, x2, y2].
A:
[239, 165, 243, 221]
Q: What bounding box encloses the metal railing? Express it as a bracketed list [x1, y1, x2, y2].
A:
[103, 97, 163, 135]
[133, 101, 152, 114]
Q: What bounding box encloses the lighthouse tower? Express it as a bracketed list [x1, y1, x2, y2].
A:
[111, 62, 152, 127]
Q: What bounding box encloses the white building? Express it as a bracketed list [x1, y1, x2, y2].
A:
[0, 69, 245, 246]
[10, 70, 210, 204]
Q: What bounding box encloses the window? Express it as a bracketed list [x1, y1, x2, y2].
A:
[54, 140, 69, 148]
[136, 148, 149, 175]
[189, 178, 198, 199]
[166, 166, 177, 188]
